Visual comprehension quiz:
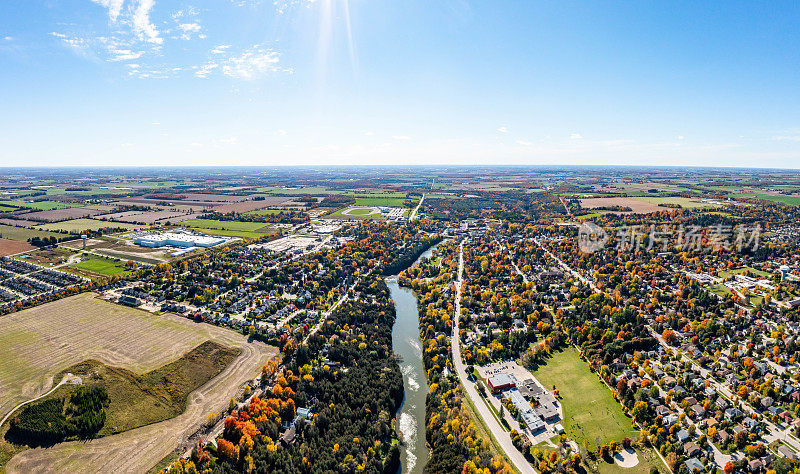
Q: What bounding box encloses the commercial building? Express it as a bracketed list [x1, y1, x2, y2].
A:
[134, 232, 227, 249]
[488, 373, 517, 393]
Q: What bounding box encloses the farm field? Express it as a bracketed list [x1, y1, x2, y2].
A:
[0, 239, 35, 257]
[67, 254, 134, 277]
[0, 223, 71, 242]
[528, 347, 638, 450]
[580, 196, 713, 214]
[732, 193, 800, 206]
[37, 218, 146, 233]
[0, 293, 276, 472]
[22, 208, 105, 223]
[629, 196, 716, 209]
[0, 293, 251, 422]
[0, 205, 18, 213]
[0, 200, 83, 211]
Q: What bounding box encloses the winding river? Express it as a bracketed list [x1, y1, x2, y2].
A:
[387, 243, 441, 474]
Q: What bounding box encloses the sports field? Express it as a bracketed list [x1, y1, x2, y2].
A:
[528, 347, 638, 450]
[329, 207, 387, 219]
[67, 254, 133, 277]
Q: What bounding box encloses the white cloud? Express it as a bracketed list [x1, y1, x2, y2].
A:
[50, 32, 91, 55]
[211, 44, 232, 54]
[177, 22, 202, 40]
[772, 135, 800, 142]
[392, 135, 411, 141]
[108, 48, 143, 61]
[364, 131, 374, 136]
[132, 0, 162, 45]
[677, 135, 684, 140]
[92, 0, 125, 22]
[570, 133, 583, 140]
[151, 122, 160, 125]
[275, 129, 287, 136]
[4, 36, 13, 41]
[497, 126, 508, 133]
[221, 45, 291, 79]
[516, 140, 533, 146]
[194, 62, 219, 78]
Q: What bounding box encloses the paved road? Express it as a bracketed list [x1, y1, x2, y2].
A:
[410, 194, 425, 221]
[450, 240, 536, 474]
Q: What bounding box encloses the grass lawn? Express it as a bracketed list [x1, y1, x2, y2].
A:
[182, 218, 273, 232]
[0, 200, 83, 210]
[354, 197, 411, 207]
[529, 347, 638, 450]
[190, 227, 276, 239]
[0, 205, 18, 212]
[708, 284, 731, 297]
[68, 254, 133, 277]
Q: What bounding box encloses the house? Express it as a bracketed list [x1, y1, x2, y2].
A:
[676, 429, 690, 443]
[684, 441, 701, 457]
[690, 404, 705, 417]
[748, 459, 763, 472]
[280, 427, 297, 447]
[685, 458, 705, 472]
[725, 407, 743, 420]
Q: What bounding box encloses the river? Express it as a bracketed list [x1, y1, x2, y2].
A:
[387, 242, 440, 474]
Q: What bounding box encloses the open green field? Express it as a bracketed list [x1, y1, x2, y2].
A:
[182, 218, 272, 232]
[37, 218, 145, 233]
[68, 254, 133, 277]
[629, 196, 715, 209]
[354, 197, 411, 207]
[529, 348, 638, 450]
[0, 223, 72, 242]
[191, 227, 276, 239]
[0, 200, 83, 210]
[708, 284, 732, 298]
[719, 266, 772, 279]
[0, 205, 18, 212]
[731, 193, 800, 206]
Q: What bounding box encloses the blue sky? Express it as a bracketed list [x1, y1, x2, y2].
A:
[1, 1, 799, 168]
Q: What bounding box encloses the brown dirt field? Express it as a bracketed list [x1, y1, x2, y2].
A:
[213, 196, 313, 213]
[5, 339, 274, 473]
[0, 218, 39, 227]
[579, 197, 662, 214]
[0, 239, 35, 257]
[0, 293, 253, 421]
[21, 208, 104, 223]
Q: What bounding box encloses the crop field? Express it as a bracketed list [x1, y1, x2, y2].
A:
[354, 197, 411, 207]
[37, 218, 146, 233]
[0, 293, 276, 473]
[529, 348, 638, 450]
[628, 196, 716, 209]
[67, 254, 133, 277]
[0, 239, 35, 257]
[0, 200, 83, 211]
[0, 223, 71, 242]
[21, 208, 105, 223]
[0, 205, 18, 213]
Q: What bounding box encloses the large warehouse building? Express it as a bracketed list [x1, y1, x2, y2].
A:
[134, 232, 227, 249]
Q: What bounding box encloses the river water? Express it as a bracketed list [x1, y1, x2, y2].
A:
[387, 243, 440, 474]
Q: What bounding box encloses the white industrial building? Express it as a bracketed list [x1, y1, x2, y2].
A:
[134, 232, 227, 249]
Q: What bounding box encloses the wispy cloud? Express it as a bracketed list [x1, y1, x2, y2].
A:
[91, 0, 125, 22]
[132, 0, 162, 45]
[177, 22, 202, 40]
[516, 140, 533, 146]
[497, 126, 508, 133]
[570, 133, 583, 140]
[211, 44, 231, 54]
[221, 45, 291, 79]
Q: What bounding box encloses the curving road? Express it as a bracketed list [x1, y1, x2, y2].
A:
[450, 240, 536, 474]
